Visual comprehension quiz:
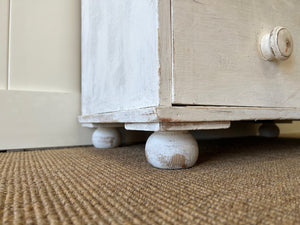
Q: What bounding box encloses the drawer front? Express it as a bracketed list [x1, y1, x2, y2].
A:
[172, 0, 300, 108]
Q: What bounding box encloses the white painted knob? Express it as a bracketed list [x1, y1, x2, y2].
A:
[260, 26, 293, 61]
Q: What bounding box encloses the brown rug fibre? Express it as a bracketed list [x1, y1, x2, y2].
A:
[0, 137, 299, 225]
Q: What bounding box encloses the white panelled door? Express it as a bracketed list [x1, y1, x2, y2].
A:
[0, 0, 93, 150]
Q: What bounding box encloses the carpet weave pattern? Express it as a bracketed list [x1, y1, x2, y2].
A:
[0, 138, 299, 224]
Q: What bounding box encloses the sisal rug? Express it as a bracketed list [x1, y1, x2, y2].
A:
[0, 137, 299, 224]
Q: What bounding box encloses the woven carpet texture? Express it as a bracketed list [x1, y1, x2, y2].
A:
[0, 138, 299, 224]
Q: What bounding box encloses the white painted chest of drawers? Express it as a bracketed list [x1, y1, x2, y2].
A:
[79, 0, 300, 169]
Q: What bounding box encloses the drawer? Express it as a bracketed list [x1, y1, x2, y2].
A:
[172, 0, 300, 108]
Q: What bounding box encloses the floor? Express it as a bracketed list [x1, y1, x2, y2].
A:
[0, 137, 299, 224]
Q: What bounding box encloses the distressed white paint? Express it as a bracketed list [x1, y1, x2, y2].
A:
[80, 0, 300, 169]
[82, 125, 150, 145]
[260, 33, 274, 61]
[157, 106, 300, 122]
[145, 131, 199, 169]
[78, 107, 158, 124]
[79, 106, 300, 124]
[158, 0, 173, 106]
[81, 0, 160, 115]
[125, 121, 230, 131]
[261, 27, 293, 61]
[172, 0, 300, 108]
[81, 123, 123, 128]
[92, 127, 121, 149]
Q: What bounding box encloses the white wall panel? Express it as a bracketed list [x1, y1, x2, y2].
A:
[0, 0, 9, 90]
[0, 90, 93, 150]
[0, 0, 93, 150]
[9, 0, 81, 92]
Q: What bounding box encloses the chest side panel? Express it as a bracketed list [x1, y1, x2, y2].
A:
[82, 0, 160, 115]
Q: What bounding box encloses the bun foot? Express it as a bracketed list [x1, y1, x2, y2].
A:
[92, 127, 121, 149]
[259, 122, 280, 138]
[145, 131, 199, 169]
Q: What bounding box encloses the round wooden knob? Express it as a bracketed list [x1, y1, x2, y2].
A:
[260, 26, 293, 61]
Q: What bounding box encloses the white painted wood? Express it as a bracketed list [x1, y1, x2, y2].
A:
[270, 27, 293, 61]
[260, 33, 274, 62]
[260, 27, 293, 61]
[79, 0, 300, 160]
[172, 0, 300, 108]
[158, 0, 173, 107]
[157, 106, 300, 122]
[81, 0, 160, 115]
[78, 107, 159, 124]
[0, 90, 93, 150]
[9, 0, 80, 92]
[125, 121, 230, 131]
[92, 127, 121, 149]
[145, 131, 199, 169]
[0, 0, 9, 90]
[81, 125, 150, 145]
[81, 123, 124, 128]
[79, 106, 300, 124]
